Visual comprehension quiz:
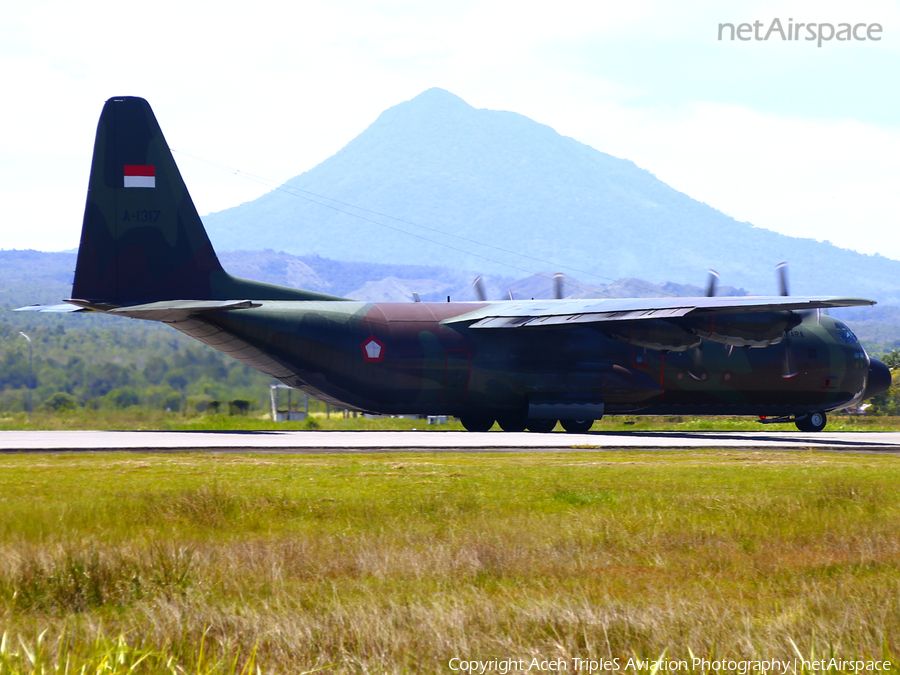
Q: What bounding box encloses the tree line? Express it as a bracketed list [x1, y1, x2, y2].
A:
[0, 317, 274, 414]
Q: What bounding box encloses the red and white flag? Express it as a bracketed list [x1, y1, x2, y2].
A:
[124, 165, 155, 188]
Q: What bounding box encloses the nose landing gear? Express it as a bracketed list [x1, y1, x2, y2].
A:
[758, 412, 827, 432]
[795, 411, 827, 432]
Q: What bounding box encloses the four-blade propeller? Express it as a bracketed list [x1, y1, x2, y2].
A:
[471, 273, 566, 301]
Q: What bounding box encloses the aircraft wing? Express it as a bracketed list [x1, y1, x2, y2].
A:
[443, 295, 874, 329]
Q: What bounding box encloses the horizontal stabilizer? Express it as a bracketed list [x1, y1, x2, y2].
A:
[14, 303, 88, 313]
[108, 299, 261, 322]
[16, 298, 262, 322]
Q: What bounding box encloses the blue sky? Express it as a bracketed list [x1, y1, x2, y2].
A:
[1, 0, 898, 262]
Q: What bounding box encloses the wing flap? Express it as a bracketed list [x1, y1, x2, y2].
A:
[469, 306, 695, 328]
[15, 298, 261, 321]
[450, 296, 874, 329]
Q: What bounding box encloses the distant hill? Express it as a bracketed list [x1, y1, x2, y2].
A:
[0, 249, 76, 307]
[219, 251, 473, 300]
[0, 249, 747, 307]
[218, 251, 752, 302]
[203, 88, 900, 304]
[5, 249, 898, 352]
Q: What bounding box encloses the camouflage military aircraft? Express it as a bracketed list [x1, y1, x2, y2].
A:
[20, 96, 892, 432]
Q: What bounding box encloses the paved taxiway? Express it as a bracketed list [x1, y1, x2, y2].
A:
[2, 430, 900, 453]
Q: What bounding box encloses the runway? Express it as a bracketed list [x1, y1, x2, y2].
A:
[2, 430, 900, 453]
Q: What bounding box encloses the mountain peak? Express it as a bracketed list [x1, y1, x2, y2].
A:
[405, 87, 472, 108]
[342, 86, 589, 175]
[366, 88, 508, 145]
[203, 93, 900, 303]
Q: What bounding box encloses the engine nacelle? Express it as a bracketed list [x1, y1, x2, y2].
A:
[603, 319, 701, 352]
[684, 312, 801, 348]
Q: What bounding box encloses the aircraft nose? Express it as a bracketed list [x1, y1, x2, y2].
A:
[863, 359, 892, 400]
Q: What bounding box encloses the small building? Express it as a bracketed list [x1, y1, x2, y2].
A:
[270, 384, 308, 422]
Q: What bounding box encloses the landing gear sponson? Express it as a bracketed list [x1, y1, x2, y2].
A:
[464, 412, 831, 433]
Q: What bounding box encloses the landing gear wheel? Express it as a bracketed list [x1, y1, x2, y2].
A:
[795, 411, 827, 432]
[526, 419, 557, 433]
[459, 415, 494, 432]
[561, 419, 594, 433]
[496, 414, 527, 432]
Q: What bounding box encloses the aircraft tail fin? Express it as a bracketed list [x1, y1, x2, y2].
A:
[72, 97, 342, 305]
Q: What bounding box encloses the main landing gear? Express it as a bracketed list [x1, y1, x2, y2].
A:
[526, 419, 557, 433]
[458, 414, 494, 432]
[495, 413, 527, 432]
[560, 419, 594, 433]
[458, 415, 596, 433]
[758, 412, 828, 432]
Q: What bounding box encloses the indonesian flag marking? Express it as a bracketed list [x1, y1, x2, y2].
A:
[124, 165, 155, 188]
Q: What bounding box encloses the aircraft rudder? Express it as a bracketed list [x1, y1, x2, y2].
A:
[72, 96, 224, 305]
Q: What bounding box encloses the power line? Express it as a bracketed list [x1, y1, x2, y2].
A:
[173, 150, 682, 299]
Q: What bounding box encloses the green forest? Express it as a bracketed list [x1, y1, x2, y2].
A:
[0, 314, 275, 415]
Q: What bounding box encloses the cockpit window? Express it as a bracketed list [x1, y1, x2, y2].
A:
[833, 322, 859, 344]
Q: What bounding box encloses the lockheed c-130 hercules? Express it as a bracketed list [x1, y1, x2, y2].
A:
[20, 96, 892, 432]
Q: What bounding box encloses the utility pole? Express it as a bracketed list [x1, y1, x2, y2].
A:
[18, 332, 32, 421]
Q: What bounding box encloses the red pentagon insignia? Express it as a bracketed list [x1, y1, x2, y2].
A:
[361, 336, 385, 363]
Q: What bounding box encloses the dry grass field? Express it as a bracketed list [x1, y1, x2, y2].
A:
[0, 450, 897, 673]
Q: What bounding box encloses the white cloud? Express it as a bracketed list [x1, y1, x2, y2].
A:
[1, 0, 898, 261]
[576, 103, 900, 258]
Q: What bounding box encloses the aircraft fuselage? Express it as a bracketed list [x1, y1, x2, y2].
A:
[172, 300, 871, 419]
